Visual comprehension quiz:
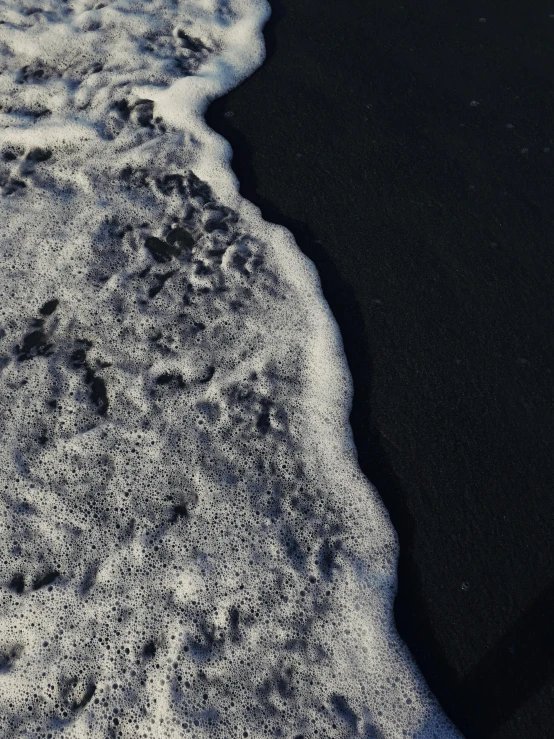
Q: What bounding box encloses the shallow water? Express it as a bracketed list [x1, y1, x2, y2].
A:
[0, 1, 460, 736]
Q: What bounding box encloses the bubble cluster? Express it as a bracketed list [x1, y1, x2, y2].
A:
[0, 0, 460, 737]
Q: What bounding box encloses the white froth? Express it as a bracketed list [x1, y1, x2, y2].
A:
[0, 1, 460, 737]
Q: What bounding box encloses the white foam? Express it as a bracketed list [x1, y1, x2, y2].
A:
[0, 1, 460, 737]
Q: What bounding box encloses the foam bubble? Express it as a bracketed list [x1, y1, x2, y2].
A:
[0, 0, 460, 737]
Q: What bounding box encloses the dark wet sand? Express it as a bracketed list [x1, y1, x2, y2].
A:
[207, 0, 554, 736]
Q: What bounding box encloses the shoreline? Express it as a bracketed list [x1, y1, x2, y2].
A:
[206, 0, 554, 736]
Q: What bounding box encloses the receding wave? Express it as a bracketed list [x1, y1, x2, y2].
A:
[0, 1, 460, 737]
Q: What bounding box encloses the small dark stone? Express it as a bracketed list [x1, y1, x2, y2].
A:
[155, 372, 185, 389]
[16, 329, 53, 361]
[205, 203, 238, 222]
[194, 261, 212, 276]
[156, 174, 185, 195]
[131, 99, 154, 127]
[32, 570, 59, 590]
[145, 236, 178, 263]
[187, 171, 213, 203]
[89, 375, 108, 415]
[148, 269, 176, 298]
[8, 573, 24, 594]
[148, 284, 163, 298]
[204, 218, 228, 234]
[26, 147, 52, 162]
[71, 348, 87, 367]
[207, 247, 227, 258]
[176, 31, 208, 53]
[113, 99, 130, 120]
[171, 503, 188, 522]
[156, 373, 174, 385]
[143, 641, 156, 659]
[229, 606, 240, 636]
[256, 411, 271, 434]
[166, 226, 195, 249]
[199, 366, 215, 384]
[5, 179, 26, 195]
[39, 298, 58, 315]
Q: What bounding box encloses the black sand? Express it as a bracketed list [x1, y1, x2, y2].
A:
[206, 0, 554, 737]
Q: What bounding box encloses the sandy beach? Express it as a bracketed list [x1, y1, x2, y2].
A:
[207, 1, 554, 736]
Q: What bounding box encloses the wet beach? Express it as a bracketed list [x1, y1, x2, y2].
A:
[207, 1, 554, 736]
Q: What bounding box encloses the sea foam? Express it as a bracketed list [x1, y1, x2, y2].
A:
[0, 1, 460, 737]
